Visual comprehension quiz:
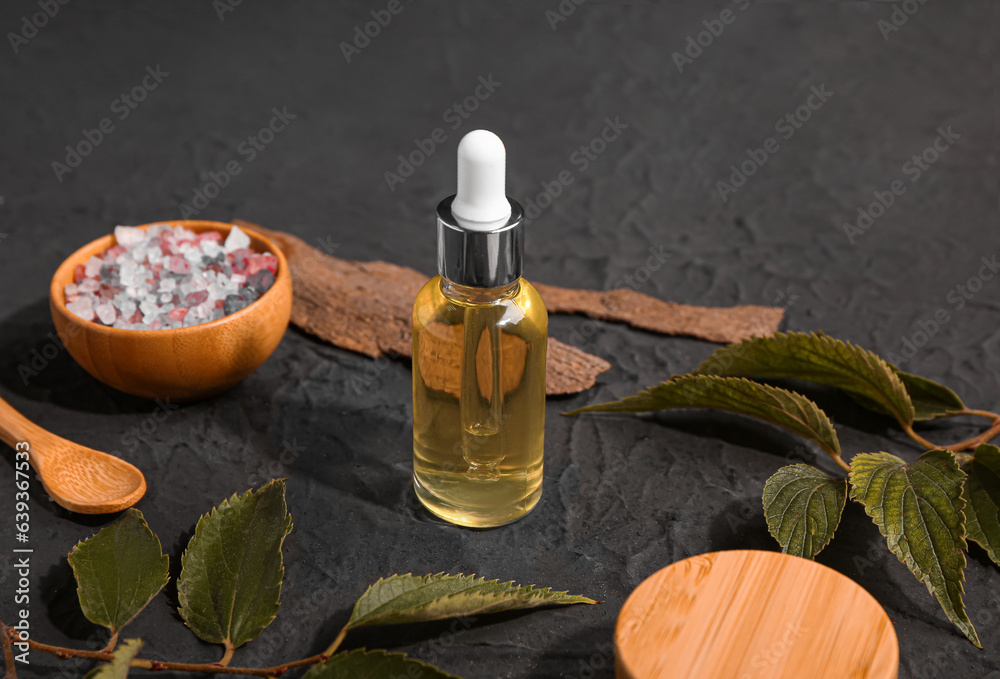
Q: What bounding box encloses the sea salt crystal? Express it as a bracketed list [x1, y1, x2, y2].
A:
[114, 225, 146, 245]
[96, 302, 116, 325]
[84, 256, 103, 278]
[67, 296, 95, 321]
[78, 279, 100, 293]
[67, 224, 276, 330]
[224, 225, 251, 253]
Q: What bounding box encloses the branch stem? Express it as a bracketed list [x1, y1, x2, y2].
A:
[2, 627, 333, 677]
[901, 423, 941, 452]
[947, 421, 1000, 453]
[323, 625, 349, 657]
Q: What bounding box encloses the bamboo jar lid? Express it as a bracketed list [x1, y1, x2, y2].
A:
[615, 550, 898, 679]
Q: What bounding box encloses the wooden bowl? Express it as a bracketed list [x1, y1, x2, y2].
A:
[49, 220, 292, 401]
[615, 550, 898, 679]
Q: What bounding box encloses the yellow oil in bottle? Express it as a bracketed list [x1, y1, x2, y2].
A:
[412, 275, 547, 527]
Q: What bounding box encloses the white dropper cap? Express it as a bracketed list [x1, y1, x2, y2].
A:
[450, 129, 513, 232]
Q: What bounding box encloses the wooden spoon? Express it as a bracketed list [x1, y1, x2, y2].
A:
[0, 396, 146, 514]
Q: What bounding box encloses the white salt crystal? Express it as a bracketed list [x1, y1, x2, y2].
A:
[114, 225, 146, 245]
[96, 302, 116, 325]
[64, 283, 78, 297]
[224, 225, 250, 252]
[160, 293, 172, 303]
[202, 241, 222, 257]
[67, 296, 95, 321]
[78, 279, 99, 293]
[159, 278, 177, 293]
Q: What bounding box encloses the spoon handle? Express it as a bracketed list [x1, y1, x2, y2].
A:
[0, 396, 54, 472]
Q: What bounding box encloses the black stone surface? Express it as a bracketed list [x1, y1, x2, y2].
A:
[1, 2, 998, 677]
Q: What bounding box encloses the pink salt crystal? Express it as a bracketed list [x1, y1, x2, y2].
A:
[168, 256, 190, 274]
[74, 265, 86, 282]
[84, 256, 103, 278]
[149, 320, 163, 330]
[247, 253, 278, 275]
[185, 290, 209, 305]
[169, 308, 188, 322]
[105, 245, 126, 258]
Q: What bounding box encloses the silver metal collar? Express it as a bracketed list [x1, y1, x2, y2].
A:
[437, 195, 523, 288]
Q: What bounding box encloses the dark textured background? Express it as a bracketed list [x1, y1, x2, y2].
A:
[0, 2, 998, 677]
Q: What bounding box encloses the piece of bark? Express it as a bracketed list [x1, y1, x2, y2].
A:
[533, 284, 783, 344]
[236, 220, 783, 394]
[237, 220, 611, 395]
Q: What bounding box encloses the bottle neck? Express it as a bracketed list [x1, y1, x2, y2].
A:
[436, 195, 524, 288]
[440, 277, 520, 305]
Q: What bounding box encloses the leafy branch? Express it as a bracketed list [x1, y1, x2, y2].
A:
[2, 480, 596, 678]
[565, 331, 1000, 647]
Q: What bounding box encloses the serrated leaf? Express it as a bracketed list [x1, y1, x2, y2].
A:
[849, 450, 979, 646]
[850, 368, 967, 422]
[347, 573, 596, 629]
[763, 464, 847, 559]
[302, 649, 463, 679]
[83, 638, 143, 679]
[67, 509, 168, 633]
[565, 375, 845, 466]
[963, 444, 1000, 566]
[177, 479, 293, 651]
[695, 331, 916, 426]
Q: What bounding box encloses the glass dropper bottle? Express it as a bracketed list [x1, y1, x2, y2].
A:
[411, 130, 548, 528]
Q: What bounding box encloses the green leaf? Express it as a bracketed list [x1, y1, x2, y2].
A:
[302, 649, 463, 679]
[893, 370, 967, 421]
[347, 573, 597, 629]
[763, 464, 847, 559]
[850, 369, 967, 422]
[963, 444, 1000, 566]
[177, 479, 293, 651]
[849, 450, 979, 646]
[565, 375, 845, 467]
[83, 638, 143, 679]
[67, 509, 169, 634]
[695, 331, 915, 426]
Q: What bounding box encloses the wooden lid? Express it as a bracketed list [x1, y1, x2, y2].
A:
[615, 550, 898, 679]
